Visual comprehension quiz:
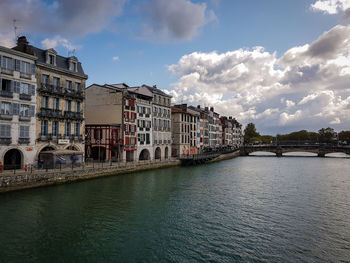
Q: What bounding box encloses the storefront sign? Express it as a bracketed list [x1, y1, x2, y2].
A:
[26, 147, 33, 151]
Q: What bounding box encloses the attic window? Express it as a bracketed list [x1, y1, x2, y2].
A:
[71, 62, 77, 72]
[49, 55, 55, 65]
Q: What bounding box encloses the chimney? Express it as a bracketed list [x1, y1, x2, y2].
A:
[14, 36, 34, 55]
[17, 36, 29, 46]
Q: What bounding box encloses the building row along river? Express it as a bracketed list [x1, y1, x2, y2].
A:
[0, 36, 243, 170]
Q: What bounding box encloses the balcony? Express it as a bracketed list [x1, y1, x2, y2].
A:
[0, 137, 11, 144]
[0, 90, 13, 98]
[38, 84, 85, 100]
[19, 115, 31, 122]
[0, 114, 13, 120]
[145, 114, 150, 118]
[63, 111, 83, 120]
[39, 133, 51, 141]
[1, 68, 13, 76]
[38, 108, 63, 119]
[18, 137, 30, 144]
[19, 93, 32, 101]
[20, 72, 32, 80]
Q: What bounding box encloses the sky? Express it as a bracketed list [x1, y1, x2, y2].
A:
[1, 0, 350, 135]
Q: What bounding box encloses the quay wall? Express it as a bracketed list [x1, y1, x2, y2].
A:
[0, 151, 241, 193]
[0, 160, 181, 193]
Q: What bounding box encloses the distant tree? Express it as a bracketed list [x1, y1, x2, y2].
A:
[244, 123, 260, 144]
[260, 135, 274, 144]
[338, 130, 350, 144]
[318, 127, 337, 143]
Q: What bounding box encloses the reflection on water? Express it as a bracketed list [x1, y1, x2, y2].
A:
[0, 157, 350, 262]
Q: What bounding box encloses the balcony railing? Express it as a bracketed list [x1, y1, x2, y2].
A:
[0, 137, 11, 144]
[38, 83, 85, 100]
[19, 115, 31, 122]
[1, 68, 13, 75]
[38, 108, 63, 119]
[18, 137, 30, 144]
[19, 93, 32, 101]
[64, 111, 83, 120]
[20, 72, 32, 79]
[0, 113, 13, 120]
[0, 90, 13, 98]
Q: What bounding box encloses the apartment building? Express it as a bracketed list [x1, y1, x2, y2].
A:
[13, 36, 88, 166]
[0, 45, 37, 169]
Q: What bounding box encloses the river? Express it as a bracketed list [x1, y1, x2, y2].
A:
[0, 156, 350, 262]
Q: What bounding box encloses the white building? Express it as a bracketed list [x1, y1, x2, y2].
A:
[0, 45, 37, 169]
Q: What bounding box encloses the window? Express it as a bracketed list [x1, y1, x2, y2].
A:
[19, 126, 29, 138]
[125, 99, 129, 106]
[74, 82, 80, 91]
[20, 61, 31, 74]
[20, 104, 30, 116]
[65, 122, 71, 136]
[66, 80, 72, 90]
[41, 120, 48, 135]
[66, 100, 72, 111]
[75, 101, 80, 112]
[53, 77, 60, 87]
[75, 123, 80, 135]
[1, 79, 12, 91]
[41, 96, 49, 108]
[42, 74, 49, 84]
[2, 57, 13, 70]
[94, 129, 102, 140]
[146, 134, 150, 144]
[0, 125, 11, 138]
[53, 98, 60, 110]
[52, 121, 59, 136]
[49, 55, 55, 65]
[1, 102, 11, 115]
[71, 62, 77, 72]
[20, 83, 30, 94]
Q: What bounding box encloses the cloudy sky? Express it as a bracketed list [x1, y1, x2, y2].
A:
[1, 0, 350, 134]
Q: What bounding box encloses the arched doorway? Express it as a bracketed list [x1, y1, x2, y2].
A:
[4, 149, 22, 170]
[155, 147, 161, 160]
[38, 146, 56, 168]
[66, 145, 79, 151]
[164, 147, 169, 159]
[139, 149, 150, 160]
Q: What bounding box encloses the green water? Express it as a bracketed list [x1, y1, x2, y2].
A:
[1, 156, 350, 262]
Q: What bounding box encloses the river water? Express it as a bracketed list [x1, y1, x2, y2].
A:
[1, 156, 350, 262]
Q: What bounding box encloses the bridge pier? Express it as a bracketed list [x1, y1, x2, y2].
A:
[276, 150, 282, 157]
[318, 151, 325, 157]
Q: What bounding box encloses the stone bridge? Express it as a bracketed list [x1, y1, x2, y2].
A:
[240, 144, 350, 157]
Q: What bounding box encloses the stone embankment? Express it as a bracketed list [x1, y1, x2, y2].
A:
[0, 151, 240, 193]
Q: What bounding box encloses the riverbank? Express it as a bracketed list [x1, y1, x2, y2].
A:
[0, 150, 240, 193]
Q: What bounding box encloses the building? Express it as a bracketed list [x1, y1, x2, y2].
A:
[171, 104, 199, 157]
[0, 45, 37, 169]
[13, 36, 88, 166]
[127, 86, 153, 161]
[142, 85, 172, 160]
[85, 83, 137, 162]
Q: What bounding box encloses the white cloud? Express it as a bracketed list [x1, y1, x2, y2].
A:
[112, 56, 119, 61]
[168, 24, 350, 133]
[41, 36, 80, 52]
[0, 32, 16, 48]
[140, 0, 216, 41]
[311, 0, 350, 14]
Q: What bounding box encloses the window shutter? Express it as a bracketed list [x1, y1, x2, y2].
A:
[30, 85, 35, 95]
[15, 60, 20, 71]
[12, 103, 19, 115]
[14, 81, 20, 93]
[30, 105, 35, 117]
[31, 64, 36, 75]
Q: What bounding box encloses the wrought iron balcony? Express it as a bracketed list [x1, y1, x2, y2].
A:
[38, 108, 63, 119]
[19, 93, 32, 101]
[64, 111, 83, 120]
[0, 137, 11, 144]
[38, 83, 85, 100]
[18, 137, 30, 144]
[0, 113, 13, 120]
[1, 68, 13, 75]
[39, 133, 51, 141]
[19, 115, 31, 122]
[0, 90, 13, 98]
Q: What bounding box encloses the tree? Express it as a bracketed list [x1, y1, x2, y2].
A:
[318, 127, 337, 143]
[244, 123, 260, 144]
[338, 130, 350, 144]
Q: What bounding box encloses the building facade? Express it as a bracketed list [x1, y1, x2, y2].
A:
[13, 36, 88, 166]
[0, 45, 37, 169]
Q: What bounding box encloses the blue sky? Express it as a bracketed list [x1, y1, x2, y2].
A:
[1, 0, 350, 134]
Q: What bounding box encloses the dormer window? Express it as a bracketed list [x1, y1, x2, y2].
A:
[68, 56, 78, 72]
[49, 55, 55, 65]
[45, 49, 57, 66]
